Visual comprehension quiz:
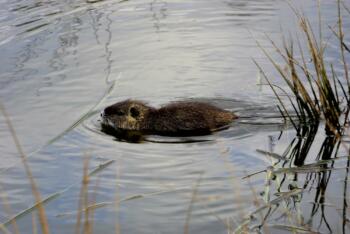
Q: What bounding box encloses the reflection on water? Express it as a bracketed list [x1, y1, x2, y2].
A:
[243, 122, 349, 233]
[0, 0, 349, 233]
[150, 0, 167, 33]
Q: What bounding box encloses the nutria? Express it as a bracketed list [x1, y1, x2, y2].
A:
[101, 99, 238, 136]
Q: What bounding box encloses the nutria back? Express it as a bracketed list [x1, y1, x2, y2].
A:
[152, 102, 237, 135]
[101, 99, 238, 136]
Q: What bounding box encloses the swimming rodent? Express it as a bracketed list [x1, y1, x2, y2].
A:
[101, 99, 238, 137]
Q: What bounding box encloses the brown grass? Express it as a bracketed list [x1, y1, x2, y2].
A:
[184, 173, 203, 234]
[75, 154, 91, 234]
[0, 101, 50, 234]
[255, 0, 349, 139]
[0, 182, 20, 234]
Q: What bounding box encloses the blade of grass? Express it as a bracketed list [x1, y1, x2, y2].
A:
[1, 160, 114, 227]
[88, 175, 101, 234]
[337, 0, 350, 92]
[83, 156, 92, 234]
[56, 187, 192, 218]
[75, 155, 90, 234]
[267, 224, 316, 233]
[257, 35, 318, 122]
[256, 149, 288, 161]
[0, 101, 50, 234]
[0, 224, 11, 234]
[0, 80, 116, 175]
[252, 188, 303, 216]
[32, 212, 38, 234]
[253, 60, 298, 130]
[0, 182, 20, 234]
[184, 173, 203, 234]
[115, 160, 121, 234]
[273, 166, 346, 174]
[2, 192, 61, 227]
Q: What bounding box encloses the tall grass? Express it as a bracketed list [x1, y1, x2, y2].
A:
[0, 100, 115, 233]
[241, 1, 350, 232]
[256, 0, 349, 138]
[0, 102, 50, 234]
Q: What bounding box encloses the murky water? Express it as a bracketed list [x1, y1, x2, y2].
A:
[0, 0, 349, 233]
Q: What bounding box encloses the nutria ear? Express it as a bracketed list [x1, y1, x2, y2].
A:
[130, 106, 140, 118]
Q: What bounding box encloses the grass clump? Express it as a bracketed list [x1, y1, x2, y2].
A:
[240, 1, 350, 233]
[256, 0, 350, 138]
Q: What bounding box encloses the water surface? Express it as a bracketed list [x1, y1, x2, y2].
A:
[0, 0, 349, 233]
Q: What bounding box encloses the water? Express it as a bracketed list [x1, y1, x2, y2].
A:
[0, 0, 349, 233]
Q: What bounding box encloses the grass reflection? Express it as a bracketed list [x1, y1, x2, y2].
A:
[241, 122, 349, 233]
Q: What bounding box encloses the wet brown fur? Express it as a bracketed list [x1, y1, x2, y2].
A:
[101, 99, 238, 136]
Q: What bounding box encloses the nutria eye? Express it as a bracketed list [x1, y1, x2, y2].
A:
[130, 107, 140, 118]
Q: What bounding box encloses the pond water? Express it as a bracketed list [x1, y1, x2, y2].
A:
[0, 0, 349, 233]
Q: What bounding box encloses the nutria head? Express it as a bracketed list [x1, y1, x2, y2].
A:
[101, 100, 155, 131]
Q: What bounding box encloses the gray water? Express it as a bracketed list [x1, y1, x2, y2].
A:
[0, 0, 349, 233]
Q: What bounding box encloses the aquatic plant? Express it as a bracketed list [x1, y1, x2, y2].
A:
[255, 0, 349, 138]
[239, 1, 350, 233]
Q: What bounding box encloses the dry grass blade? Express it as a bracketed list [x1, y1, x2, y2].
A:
[83, 160, 91, 234]
[56, 187, 194, 218]
[258, 1, 350, 137]
[234, 189, 303, 233]
[251, 2, 350, 232]
[251, 188, 303, 216]
[256, 149, 288, 161]
[184, 173, 203, 234]
[0, 101, 50, 234]
[1, 192, 60, 227]
[337, 0, 350, 91]
[32, 212, 38, 234]
[0, 183, 20, 234]
[0, 80, 116, 175]
[273, 165, 346, 174]
[1, 159, 114, 228]
[75, 155, 90, 234]
[267, 34, 319, 120]
[300, 16, 341, 127]
[267, 224, 317, 233]
[286, 43, 319, 120]
[115, 161, 121, 234]
[89, 160, 114, 177]
[256, 35, 321, 124]
[253, 59, 298, 130]
[246, 175, 270, 234]
[0, 224, 11, 234]
[342, 1, 350, 15]
[88, 175, 101, 234]
[56, 202, 112, 218]
[242, 169, 267, 179]
[328, 24, 350, 54]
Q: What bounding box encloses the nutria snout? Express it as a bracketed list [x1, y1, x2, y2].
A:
[101, 99, 238, 136]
